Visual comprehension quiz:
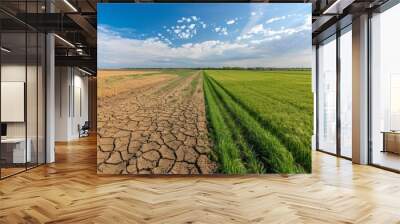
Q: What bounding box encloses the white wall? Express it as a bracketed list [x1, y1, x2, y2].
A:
[54, 67, 89, 141]
[71, 73, 89, 138]
[1, 65, 32, 138]
[1, 82, 25, 122]
[1, 63, 46, 164]
[1, 65, 26, 139]
[1, 64, 25, 81]
[55, 66, 70, 141]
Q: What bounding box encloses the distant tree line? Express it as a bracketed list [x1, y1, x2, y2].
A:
[198, 67, 311, 71]
[115, 67, 311, 71]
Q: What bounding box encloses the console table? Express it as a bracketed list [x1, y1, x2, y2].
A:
[382, 131, 400, 154]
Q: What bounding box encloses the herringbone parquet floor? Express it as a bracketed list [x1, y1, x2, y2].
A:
[1, 136, 400, 224]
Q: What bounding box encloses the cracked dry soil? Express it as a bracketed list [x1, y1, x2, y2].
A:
[97, 71, 217, 174]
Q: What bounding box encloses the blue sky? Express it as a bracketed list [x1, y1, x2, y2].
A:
[98, 3, 311, 68]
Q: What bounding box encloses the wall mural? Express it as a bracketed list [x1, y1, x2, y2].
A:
[97, 3, 313, 175]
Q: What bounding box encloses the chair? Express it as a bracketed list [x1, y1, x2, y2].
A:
[79, 121, 90, 138]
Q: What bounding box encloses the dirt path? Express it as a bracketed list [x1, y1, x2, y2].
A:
[97, 71, 217, 174]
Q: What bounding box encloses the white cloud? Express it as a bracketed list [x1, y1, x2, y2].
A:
[163, 38, 172, 45]
[241, 9, 266, 38]
[178, 17, 195, 23]
[179, 32, 190, 39]
[188, 24, 196, 29]
[220, 28, 228, 35]
[248, 24, 264, 34]
[250, 35, 282, 45]
[236, 34, 253, 41]
[168, 16, 207, 39]
[227, 19, 236, 25]
[215, 27, 228, 35]
[98, 19, 311, 69]
[304, 15, 312, 28]
[266, 16, 286, 24]
[243, 16, 311, 40]
[99, 27, 250, 67]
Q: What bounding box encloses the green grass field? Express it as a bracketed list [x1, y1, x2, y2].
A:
[203, 70, 313, 174]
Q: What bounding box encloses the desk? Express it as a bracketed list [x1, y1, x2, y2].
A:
[1, 138, 31, 163]
[382, 131, 400, 154]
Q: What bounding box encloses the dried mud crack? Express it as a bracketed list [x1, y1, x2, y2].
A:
[97, 71, 217, 174]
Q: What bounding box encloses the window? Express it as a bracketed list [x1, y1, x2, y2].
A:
[339, 26, 352, 158]
[370, 2, 400, 171]
[317, 35, 337, 154]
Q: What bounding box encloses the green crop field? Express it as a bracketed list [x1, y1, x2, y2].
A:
[203, 69, 313, 174]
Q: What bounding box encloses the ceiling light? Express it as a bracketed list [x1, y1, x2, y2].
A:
[323, 1, 341, 14]
[76, 48, 85, 55]
[78, 67, 93, 76]
[54, 34, 75, 48]
[323, 0, 355, 15]
[1, 47, 11, 53]
[63, 0, 78, 12]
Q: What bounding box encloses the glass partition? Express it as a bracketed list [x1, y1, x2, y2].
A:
[0, 1, 46, 179]
[317, 35, 337, 154]
[339, 26, 352, 158]
[370, 3, 400, 171]
[0, 31, 28, 177]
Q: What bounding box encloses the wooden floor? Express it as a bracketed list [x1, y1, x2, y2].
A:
[0, 136, 400, 223]
[373, 150, 400, 171]
[0, 167, 26, 178]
